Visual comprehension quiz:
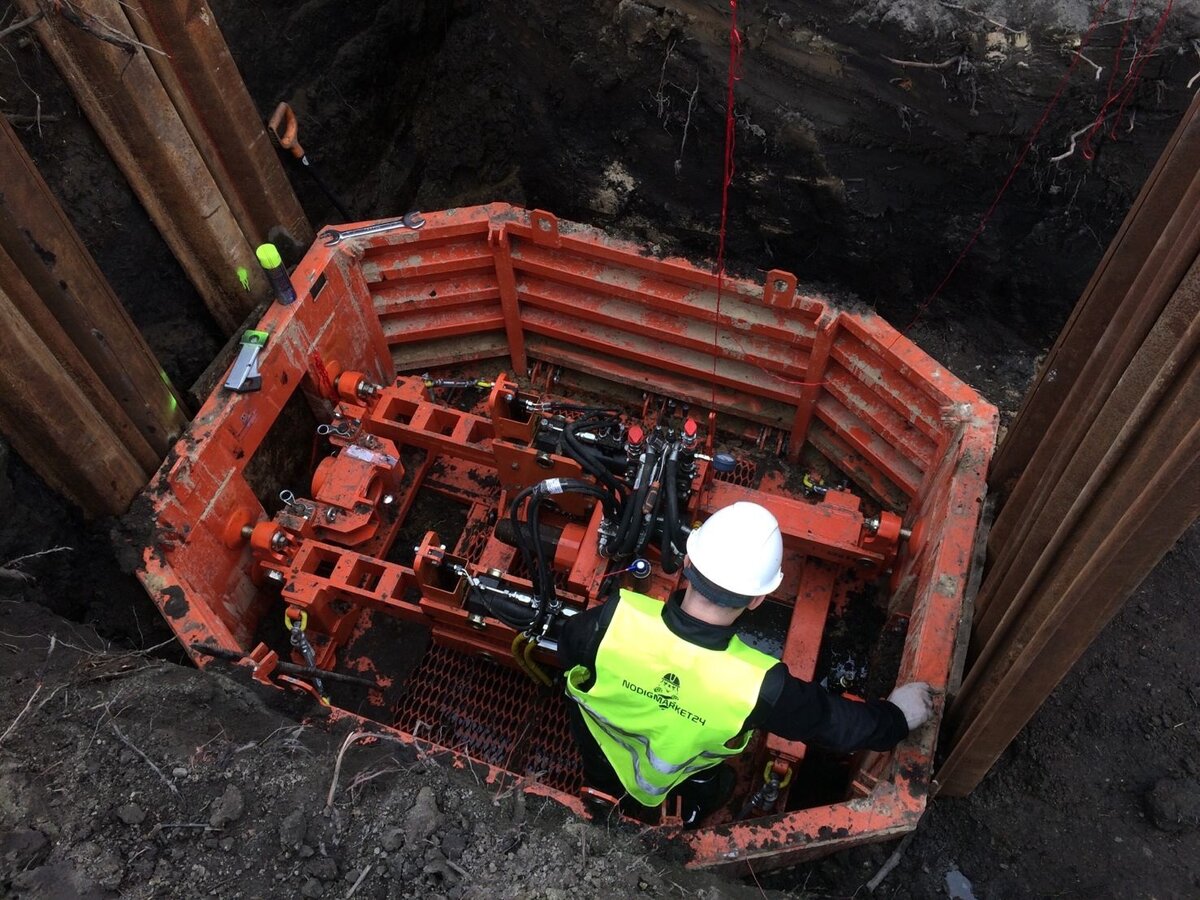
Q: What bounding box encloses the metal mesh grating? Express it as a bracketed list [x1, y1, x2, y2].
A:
[458, 529, 489, 565]
[393, 643, 583, 794]
[714, 459, 758, 487]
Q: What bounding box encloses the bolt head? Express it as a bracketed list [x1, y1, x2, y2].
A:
[773, 279, 788, 292]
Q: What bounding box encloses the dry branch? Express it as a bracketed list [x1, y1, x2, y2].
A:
[0, 684, 42, 745]
[882, 53, 962, 70]
[0, 546, 72, 586]
[2, 113, 62, 125]
[0, 10, 43, 40]
[938, 1, 1023, 35]
[35, 0, 165, 56]
[865, 830, 918, 892]
[345, 864, 372, 898]
[111, 721, 181, 798]
[326, 730, 410, 810]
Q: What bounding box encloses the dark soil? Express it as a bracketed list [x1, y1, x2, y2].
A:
[2, 0, 1199, 897]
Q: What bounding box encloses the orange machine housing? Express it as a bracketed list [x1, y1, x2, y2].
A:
[136, 205, 996, 873]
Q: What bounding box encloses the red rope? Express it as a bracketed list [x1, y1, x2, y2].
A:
[895, 0, 1116, 338]
[1082, 0, 1173, 157]
[1107, 0, 1173, 140]
[712, 0, 742, 413]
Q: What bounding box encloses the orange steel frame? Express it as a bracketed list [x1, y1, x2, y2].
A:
[137, 204, 997, 873]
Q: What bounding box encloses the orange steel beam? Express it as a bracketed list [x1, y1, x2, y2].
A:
[704, 480, 890, 570]
[766, 558, 839, 762]
[788, 317, 836, 461]
[488, 225, 528, 374]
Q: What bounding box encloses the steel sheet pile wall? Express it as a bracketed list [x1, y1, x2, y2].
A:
[16, 0, 309, 333]
[0, 116, 188, 516]
[939, 92, 1200, 796]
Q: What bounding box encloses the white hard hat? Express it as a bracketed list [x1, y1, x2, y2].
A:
[684, 502, 783, 606]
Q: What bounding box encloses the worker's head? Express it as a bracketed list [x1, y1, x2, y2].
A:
[683, 502, 783, 615]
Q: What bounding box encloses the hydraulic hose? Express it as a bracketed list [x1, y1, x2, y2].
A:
[615, 446, 657, 557]
[529, 488, 551, 606]
[632, 449, 670, 556]
[660, 448, 686, 574]
[522, 636, 553, 686]
[564, 416, 627, 501]
[552, 478, 619, 517]
[511, 477, 623, 635]
[487, 590, 539, 630]
[508, 484, 540, 597]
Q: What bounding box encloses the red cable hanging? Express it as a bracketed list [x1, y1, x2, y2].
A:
[895, 0, 1130, 339]
[711, 0, 742, 413]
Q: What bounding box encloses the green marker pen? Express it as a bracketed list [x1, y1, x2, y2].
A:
[256, 243, 297, 305]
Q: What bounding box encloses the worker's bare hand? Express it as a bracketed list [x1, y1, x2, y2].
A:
[888, 681, 934, 731]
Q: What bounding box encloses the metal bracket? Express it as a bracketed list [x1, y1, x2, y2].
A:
[224, 329, 270, 393]
[763, 269, 798, 309]
[529, 210, 561, 248]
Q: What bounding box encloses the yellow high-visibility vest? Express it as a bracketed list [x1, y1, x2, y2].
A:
[565, 589, 776, 807]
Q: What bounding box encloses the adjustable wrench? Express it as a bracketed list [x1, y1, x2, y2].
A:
[319, 212, 426, 246]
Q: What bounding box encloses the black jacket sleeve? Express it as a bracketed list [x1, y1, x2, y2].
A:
[747, 664, 910, 752]
[556, 601, 617, 691]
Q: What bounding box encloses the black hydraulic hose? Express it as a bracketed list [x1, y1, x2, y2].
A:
[563, 431, 617, 494]
[508, 484, 539, 595]
[634, 467, 666, 555]
[616, 447, 657, 556]
[660, 450, 685, 574]
[564, 417, 627, 501]
[529, 478, 623, 631]
[483, 591, 539, 630]
[544, 478, 620, 519]
[611, 459, 644, 555]
[529, 491, 552, 605]
[541, 403, 621, 414]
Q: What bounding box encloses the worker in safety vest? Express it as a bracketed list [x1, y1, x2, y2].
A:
[559, 500, 933, 823]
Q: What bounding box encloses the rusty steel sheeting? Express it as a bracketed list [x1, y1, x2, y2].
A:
[988, 90, 1200, 498]
[939, 96, 1200, 795]
[940, 326, 1200, 794]
[0, 266, 147, 516]
[978, 95, 1200, 632]
[14, 0, 267, 333]
[975, 257, 1200, 654]
[0, 117, 188, 467]
[124, 0, 313, 252]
